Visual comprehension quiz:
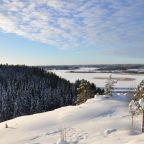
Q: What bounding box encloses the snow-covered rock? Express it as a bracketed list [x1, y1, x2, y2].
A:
[104, 129, 117, 136]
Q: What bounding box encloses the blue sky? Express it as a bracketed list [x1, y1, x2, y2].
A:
[0, 0, 144, 65]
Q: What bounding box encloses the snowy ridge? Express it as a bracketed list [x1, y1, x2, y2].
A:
[0, 94, 144, 144]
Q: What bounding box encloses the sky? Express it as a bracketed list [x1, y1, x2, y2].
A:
[0, 0, 144, 65]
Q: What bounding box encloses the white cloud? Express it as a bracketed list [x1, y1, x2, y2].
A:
[0, 0, 143, 49]
[0, 13, 15, 32]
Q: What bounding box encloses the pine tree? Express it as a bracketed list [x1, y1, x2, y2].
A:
[134, 80, 144, 100]
[105, 75, 117, 96]
[129, 100, 139, 130]
[133, 80, 144, 132]
[0, 64, 77, 122]
[76, 79, 96, 104]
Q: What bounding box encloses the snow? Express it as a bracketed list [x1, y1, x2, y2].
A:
[49, 69, 144, 88]
[104, 129, 117, 136]
[139, 98, 144, 109]
[127, 69, 144, 73]
[0, 93, 144, 144]
[0, 68, 144, 143]
[56, 138, 68, 144]
[71, 67, 99, 72]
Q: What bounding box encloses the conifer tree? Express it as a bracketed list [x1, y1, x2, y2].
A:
[105, 75, 117, 96]
[0, 65, 76, 122]
[134, 80, 144, 100]
[133, 80, 144, 132]
[76, 79, 96, 104]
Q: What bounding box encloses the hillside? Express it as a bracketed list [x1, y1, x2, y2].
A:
[0, 65, 76, 122]
[0, 93, 143, 144]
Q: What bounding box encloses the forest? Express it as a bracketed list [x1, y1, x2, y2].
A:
[0, 65, 102, 122]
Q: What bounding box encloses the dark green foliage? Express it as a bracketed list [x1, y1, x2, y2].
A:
[96, 88, 105, 95]
[0, 65, 75, 122]
[75, 79, 96, 105]
[134, 80, 144, 101]
[0, 64, 105, 122]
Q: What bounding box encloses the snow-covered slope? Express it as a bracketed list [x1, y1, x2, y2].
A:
[0, 94, 144, 144]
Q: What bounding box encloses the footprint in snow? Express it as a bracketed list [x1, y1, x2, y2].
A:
[65, 127, 89, 143]
[104, 129, 117, 136]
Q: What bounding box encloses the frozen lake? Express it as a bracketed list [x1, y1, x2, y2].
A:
[50, 70, 144, 88]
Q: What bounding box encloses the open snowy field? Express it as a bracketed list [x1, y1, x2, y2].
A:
[0, 93, 144, 144]
[50, 69, 144, 88]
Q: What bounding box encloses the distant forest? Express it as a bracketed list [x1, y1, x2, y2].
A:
[0, 65, 103, 122]
[42, 64, 144, 74]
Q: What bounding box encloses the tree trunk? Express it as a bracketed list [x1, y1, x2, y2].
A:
[142, 110, 144, 132]
[131, 115, 134, 130]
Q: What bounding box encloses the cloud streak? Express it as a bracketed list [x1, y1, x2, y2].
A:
[104, 47, 144, 58]
[0, 0, 144, 50]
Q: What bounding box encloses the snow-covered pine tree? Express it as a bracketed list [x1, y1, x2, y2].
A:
[76, 79, 96, 105]
[134, 80, 144, 100]
[133, 80, 144, 132]
[0, 65, 76, 122]
[104, 75, 117, 96]
[138, 98, 144, 132]
[129, 100, 140, 130]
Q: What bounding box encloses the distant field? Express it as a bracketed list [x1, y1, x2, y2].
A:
[93, 77, 135, 81]
[42, 64, 144, 74]
[49, 69, 144, 88]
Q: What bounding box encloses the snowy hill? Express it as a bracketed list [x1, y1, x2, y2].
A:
[0, 93, 144, 144]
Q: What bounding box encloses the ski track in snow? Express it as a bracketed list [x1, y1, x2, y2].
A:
[65, 127, 89, 144]
[24, 130, 60, 143]
[24, 127, 89, 144]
